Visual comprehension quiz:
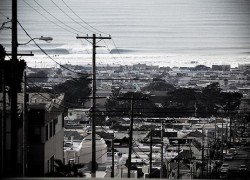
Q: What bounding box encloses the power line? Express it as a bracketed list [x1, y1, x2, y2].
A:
[24, 0, 127, 70]
[17, 20, 88, 75]
[22, 0, 76, 35]
[51, 0, 94, 33]
[0, 12, 10, 19]
[32, 0, 84, 34]
[79, 39, 91, 54]
[61, 0, 109, 36]
[56, 0, 123, 64]
[26, 78, 85, 109]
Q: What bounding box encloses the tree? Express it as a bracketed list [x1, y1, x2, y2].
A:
[53, 76, 91, 108]
[143, 81, 176, 92]
[163, 88, 198, 117]
[162, 82, 243, 117]
[0, 44, 6, 61]
[192, 65, 210, 71]
[46, 159, 86, 177]
[105, 91, 160, 117]
[219, 92, 243, 113]
[200, 82, 222, 116]
[105, 87, 122, 113]
[87, 108, 106, 126]
[27, 70, 48, 83]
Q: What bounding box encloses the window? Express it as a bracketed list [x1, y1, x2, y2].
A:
[62, 113, 64, 128]
[53, 118, 57, 135]
[30, 127, 41, 142]
[47, 155, 55, 173]
[45, 124, 49, 140]
[49, 122, 53, 138]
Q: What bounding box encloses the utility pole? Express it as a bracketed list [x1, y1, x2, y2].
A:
[1, 70, 6, 177]
[77, 34, 111, 177]
[111, 139, 114, 178]
[189, 141, 193, 179]
[160, 121, 164, 179]
[229, 116, 231, 143]
[209, 143, 212, 179]
[177, 143, 180, 179]
[128, 95, 134, 178]
[116, 95, 147, 178]
[149, 128, 153, 178]
[23, 72, 27, 177]
[201, 128, 204, 179]
[11, 0, 18, 176]
[221, 118, 224, 161]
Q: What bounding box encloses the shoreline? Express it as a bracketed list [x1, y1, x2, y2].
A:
[19, 53, 250, 69]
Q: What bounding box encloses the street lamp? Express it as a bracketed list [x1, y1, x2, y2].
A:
[18, 36, 53, 46]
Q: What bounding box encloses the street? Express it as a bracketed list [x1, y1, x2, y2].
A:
[224, 145, 250, 179]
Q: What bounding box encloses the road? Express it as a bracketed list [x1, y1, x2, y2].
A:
[224, 145, 250, 179]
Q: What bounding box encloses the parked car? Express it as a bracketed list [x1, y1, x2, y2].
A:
[241, 138, 247, 145]
[220, 164, 230, 171]
[224, 153, 234, 161]
[228, 148, 237, 155]
[219, 168, 229, 179]
[239, 165, 247, 171]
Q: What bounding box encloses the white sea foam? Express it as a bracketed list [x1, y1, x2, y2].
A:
[23, 54, 250, 68]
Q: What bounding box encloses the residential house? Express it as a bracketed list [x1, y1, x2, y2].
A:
[26, 93, 65, 176]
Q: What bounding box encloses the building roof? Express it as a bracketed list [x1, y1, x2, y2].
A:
[192, 139, 202, 151]
[146, 130, 178, 138]
[170, 162, 190, 171]
[64, 130, 84, 140]
[184, 130, 205, 138]
[84, 134, 102, 140]
[112, 125, 130, 131]
[28, 93, 65, 112]
[96, 132, 114, 140]
[173, 150, 192, 160]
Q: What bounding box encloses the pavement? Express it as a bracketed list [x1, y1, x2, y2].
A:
[222, 145, 250, 179]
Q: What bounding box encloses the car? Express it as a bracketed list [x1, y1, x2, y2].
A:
[243, 132, 248, 137]
[228, 148, 237, 155]
[239, 165, 247, 171]
[219, 168, 229, 179]
[224, 153, 234, 161]
[220, 164, 230, 171]
[241, 138, 247, 145]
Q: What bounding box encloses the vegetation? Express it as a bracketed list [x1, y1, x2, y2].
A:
[163, 82, 243, 117]
[27, 70, 48, 83]
[143, 80, 176, 92]
[105, 82, 243, 118]
[46, 159, 86, 177]
[53, 76, 91, 108]
[105, 89, 160, 117]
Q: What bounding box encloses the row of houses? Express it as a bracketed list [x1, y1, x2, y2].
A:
[64, 109, 238, 178]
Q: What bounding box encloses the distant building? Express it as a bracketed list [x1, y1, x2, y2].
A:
[239, 64, 250, 71]
[133, 63, 147, 71]
[65, 108, 89, 125]
[212, 65, 230, 71]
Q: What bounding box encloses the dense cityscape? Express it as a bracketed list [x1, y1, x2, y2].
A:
[1, 58, 250, 178]
[1, 0, 250, 179]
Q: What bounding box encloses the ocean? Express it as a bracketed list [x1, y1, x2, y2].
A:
[0, 0, 250, 68]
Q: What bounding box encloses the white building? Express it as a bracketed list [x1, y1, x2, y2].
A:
[64, 108, 89, 125]
[64, 134, 107, 164]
